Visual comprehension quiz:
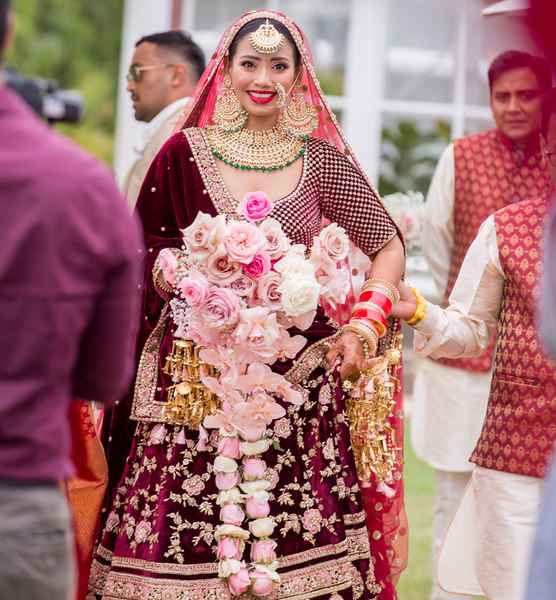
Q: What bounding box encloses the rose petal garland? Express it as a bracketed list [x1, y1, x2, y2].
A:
[159, 193, 353, 598]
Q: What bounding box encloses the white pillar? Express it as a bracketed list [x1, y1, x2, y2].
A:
[343, 0, 389, 185]
[114, 0, 173, 185]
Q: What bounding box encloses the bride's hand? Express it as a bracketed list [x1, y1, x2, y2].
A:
[326, 330, 376, 380]
[390, 281, 418, 321]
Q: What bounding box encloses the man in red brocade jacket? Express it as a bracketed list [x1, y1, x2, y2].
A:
[412, 50, 552, 600]
[397, 87, 556, 600]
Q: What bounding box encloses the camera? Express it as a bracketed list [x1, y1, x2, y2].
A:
[6, 69, 84, 124]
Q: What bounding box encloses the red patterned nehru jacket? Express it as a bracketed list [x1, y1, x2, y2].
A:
[434, 129, 551, 373]
[470, 196, 556, 478]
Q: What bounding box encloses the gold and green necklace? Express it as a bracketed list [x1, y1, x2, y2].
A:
[206, 124, 306, 172]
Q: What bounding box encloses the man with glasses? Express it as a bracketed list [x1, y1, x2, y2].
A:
[123, 30, 205, 208]
[411, 50, 552, 600]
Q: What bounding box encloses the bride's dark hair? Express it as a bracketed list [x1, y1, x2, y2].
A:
[228, 17, 301, 68]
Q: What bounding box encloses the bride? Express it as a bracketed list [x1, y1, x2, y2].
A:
[90, 10, 406, 600]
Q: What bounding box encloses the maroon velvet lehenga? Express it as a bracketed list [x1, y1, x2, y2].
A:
[89, 11, 406, 600]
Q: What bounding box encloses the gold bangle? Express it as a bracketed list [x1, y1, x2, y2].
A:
[350, 316, 387, 338]
[361, 278, 400, 304]
[343, 322, 378, 356]
[406, 288, 427, 326]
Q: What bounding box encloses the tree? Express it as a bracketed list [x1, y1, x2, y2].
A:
[6, 0, 124, 163]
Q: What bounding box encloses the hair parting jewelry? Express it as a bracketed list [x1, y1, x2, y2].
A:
[249, 19, 285, 55]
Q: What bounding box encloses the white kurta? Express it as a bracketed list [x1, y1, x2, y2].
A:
[414, 220, 543, 600]
[411, 144, 491, 473]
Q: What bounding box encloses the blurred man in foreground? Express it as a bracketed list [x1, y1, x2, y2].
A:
[123, 30, 205, 208]
[411, 49, 552, 600]
[0, 1, 142, 598]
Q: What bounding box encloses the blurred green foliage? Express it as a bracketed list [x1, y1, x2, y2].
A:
[379, 119, 451, 197]
[6, 0, 124, 164]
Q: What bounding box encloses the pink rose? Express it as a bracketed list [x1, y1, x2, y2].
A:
[256, 271, 282, 310]
[157, 249, 178, 287]
[250, 539, 277, 563]
[177, 271, 209, 307]
[245, 497, 271, 519]
[199, 288, 239, 329]
[183, 212, 223, 261]
[243, 458, 267, 480]
[224, 222, 265, 264]
[218, 436, 241, 459]
[228, 275, 256, 298]
[243, 252, 271, 280]
[206, 244, 242, 285]
[259, 218, 289, 259]
[228, 567, 250, 596]
[216, 536, 243, 560]
[318, 223, 350, 262]
[220, 504, 245, 526]
[215, 471, 240, 490]
[251, 569, 274, 597]
[238, 191, 273, 222]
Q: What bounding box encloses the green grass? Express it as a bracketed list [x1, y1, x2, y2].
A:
[398, 422, 435, 600]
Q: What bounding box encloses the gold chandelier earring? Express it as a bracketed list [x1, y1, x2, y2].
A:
[213, 74, 248, 132]
[281, 81, 319, 139]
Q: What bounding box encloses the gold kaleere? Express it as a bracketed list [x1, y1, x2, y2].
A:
[162, 339, 219, 429]
[344, 333, 403, 486]
[249, 19, 285, 55]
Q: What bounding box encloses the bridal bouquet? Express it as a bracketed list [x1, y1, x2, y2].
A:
[158, 192, 351, 597]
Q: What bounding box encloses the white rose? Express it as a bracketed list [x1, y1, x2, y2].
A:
[218, 559, 242, 578]
[259, 218, 291, 259]
[279, 276, 321, 317]
[249, 517, 277, 538]
[214, 524, 250, 540]
[216, 487, 243, 506]
[239, 480, 271, 495]
[214, 456, 238, 473]
[274, 254, 313, 278]
[254, 563, 281, 582]
[252, 490, 270, 503]
[240, 439, 271, 456]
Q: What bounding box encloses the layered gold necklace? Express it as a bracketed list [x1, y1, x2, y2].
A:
[206, 124, 306, 172]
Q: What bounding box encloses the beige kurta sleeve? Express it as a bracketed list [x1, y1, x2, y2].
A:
[423, 144, 455, 296]
[414, 215, 504, 358]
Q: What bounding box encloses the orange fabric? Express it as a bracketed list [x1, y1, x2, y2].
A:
[66, 401, 108, 600]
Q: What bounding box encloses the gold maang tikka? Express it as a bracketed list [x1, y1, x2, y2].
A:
[213, 74, 248, 132]
[249, 19, 285, 55]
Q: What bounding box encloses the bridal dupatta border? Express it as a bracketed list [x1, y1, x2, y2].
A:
[90, 519, 373, 599]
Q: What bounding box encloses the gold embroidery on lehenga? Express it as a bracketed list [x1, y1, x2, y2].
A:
[98, 554, 369, 600]
[130, 306, 169, 423]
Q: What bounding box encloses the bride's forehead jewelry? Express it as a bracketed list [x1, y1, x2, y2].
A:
[249, 19, 285, 55]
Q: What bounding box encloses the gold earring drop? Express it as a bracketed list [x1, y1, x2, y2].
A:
[281, 83, 319, 139]
[213, 75, 248, 132]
